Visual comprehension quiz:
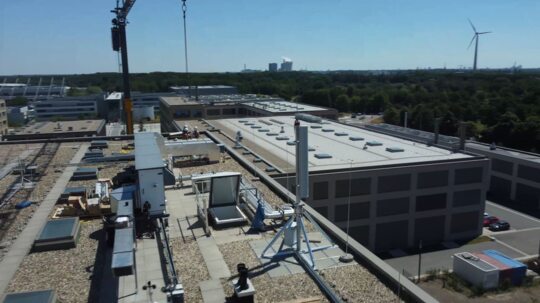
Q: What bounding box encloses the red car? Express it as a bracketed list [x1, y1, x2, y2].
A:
[483, 216, 499, 227]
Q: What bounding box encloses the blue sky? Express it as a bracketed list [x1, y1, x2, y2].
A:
[1, 0, 539, 74]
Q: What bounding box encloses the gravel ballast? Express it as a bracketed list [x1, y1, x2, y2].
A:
[6, 219, 101, 302]
[218, 240, 328, 303]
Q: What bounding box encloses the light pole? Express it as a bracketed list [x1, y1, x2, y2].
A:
[340, 159, 354, 263]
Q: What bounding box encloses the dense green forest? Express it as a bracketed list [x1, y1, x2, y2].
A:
[62, 71, 540, 152]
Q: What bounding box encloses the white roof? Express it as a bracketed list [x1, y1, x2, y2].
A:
[243, 101, 326, 113]
[106, 92, 123, 100]
[216, 116, 472, 172]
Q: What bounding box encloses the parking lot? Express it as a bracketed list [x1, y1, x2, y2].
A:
[385, 200, 540, 278]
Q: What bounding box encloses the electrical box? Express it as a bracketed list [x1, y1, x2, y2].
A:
[284, 222, 297, 247]
[138, 168, 166, 217]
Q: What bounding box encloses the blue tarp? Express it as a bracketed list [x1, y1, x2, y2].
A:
[483, 249, 527, 285]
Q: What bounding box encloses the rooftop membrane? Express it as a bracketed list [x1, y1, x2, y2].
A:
[213, 116, 472, 172]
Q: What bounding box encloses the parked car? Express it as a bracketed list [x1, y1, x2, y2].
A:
[483, 216, 499, 227]
[484, 212, 489, 218]
[489, 220, 510, 231]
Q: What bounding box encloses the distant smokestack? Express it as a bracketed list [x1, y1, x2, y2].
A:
[458, 122, 466, 151]
[434, 118, 440, 144]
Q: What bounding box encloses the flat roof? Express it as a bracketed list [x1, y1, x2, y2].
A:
[161, 96, 200, 106]
[213, 116, 472, 172]
[170, 85, 236, 89]
[243, 101, 327, 113]
[466, 142, 540, 162]
[10, 120, 105, 135]
[134, 132, 164, 170]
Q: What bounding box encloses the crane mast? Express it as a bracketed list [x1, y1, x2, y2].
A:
[111, 0, 136, 134]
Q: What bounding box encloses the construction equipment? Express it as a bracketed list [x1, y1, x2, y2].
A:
[111, 0, 190, 134]
[111, 0, 136, 134]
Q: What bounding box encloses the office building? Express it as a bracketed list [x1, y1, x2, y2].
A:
[33, 95, 105, 121]
[280, 60, 293, 72]
[209, 116, 489, 253]
[368, 123, 540, 212]
[169, 85, 238, 96]
[269, 63, 278, 72]
[160, 94, 338, 132]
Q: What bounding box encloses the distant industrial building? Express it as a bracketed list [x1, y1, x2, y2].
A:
[3, 119, 105, 140]
[280, 59, 293, 72]
[209, 115, 489, 253]
[33, 95, 105, 121]
[368, 123, 540, 212]
[269, 63, 278, 72]
[105, 92, 175, 121]
[0, 99, 7, 135]
[170, 85, 238, 96]
[0, 82, 68, 101]
[160, 94, 337, 132]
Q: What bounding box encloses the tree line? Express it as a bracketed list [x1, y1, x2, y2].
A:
[60, 71, 540, 152]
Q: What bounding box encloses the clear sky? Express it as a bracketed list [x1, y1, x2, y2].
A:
[1, 0, 539, 75]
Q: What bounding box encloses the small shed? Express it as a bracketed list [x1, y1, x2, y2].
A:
[453, 252, 499, 289]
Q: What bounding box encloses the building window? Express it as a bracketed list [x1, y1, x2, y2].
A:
[222, 108, 236, 115]
[492, 159, 514, 175]
[517, 165, 540, 183]
[314, 206, 328, 218]
[417, 170, 448, 189]
[174, 109, 191, 118]
[415, 193, 447, 211]
[193, 110, 202, 118]
[515, 183, 540, 206]
[334, 202, 370, 222]
[376, 197, 409, 216]
[450, 211, 479, 233]
[312, 181, 328, 200]
[207, 109, 220, 116]
[377, 174, 411, 193]
[453, 189, 481, 207]
[335, 178, 371, 198]
[454, 167, 483, 185]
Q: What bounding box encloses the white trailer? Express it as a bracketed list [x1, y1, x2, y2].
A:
[453, 252, 499, 290]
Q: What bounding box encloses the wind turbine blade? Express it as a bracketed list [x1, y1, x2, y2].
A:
[467, 34, 476, 49]
[468, 18, 477, 33]
[478, 31, 492, 35]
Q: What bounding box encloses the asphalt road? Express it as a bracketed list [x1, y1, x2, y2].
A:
[386, 201, 540, 277]
[485, 201, 540, 230]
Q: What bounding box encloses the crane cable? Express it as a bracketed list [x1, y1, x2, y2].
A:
[181, 0, 190, 96]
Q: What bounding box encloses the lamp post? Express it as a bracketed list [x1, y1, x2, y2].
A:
[339, 159, 354, 263]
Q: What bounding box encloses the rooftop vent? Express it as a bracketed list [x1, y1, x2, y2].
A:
[295, 113, 322, 123]
[334, 132, 348, 136]
[386, 147, 404, 153]
[349, 136, 364, 141]
[366, 141, 383, 146]
[314, 153, 332, 159]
